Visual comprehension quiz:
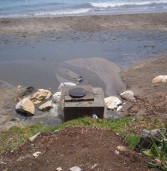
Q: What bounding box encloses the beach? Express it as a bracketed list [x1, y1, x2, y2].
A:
[0, 12, 167, 128]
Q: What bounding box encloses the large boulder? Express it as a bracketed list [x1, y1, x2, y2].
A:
[104, 96, 122, 111]
[30, 89, 52, 104]
[152, 75, 167, 84]
[16, 98, 35, 116]
[57, 82, 76, 92]
[120, 90, 136, 102]
[39, 100, 53, 111]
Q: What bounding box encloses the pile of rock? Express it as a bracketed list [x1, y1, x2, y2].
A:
[104, 90, 136, 114]
[15, 82, 76, 117]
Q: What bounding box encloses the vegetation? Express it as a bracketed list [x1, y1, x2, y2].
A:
[0, 116, 164, 153]
[142, 124, 167, 170]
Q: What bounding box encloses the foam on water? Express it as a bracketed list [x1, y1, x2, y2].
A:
[90, 0, 167, 8]
[0, 0, 167, 17]
[33, 8, 91, 16]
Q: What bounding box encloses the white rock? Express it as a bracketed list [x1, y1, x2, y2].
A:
[117, 105, 123, 111]
[56, 167, 63, 171]
[29, 132, 41, 142]
[92, 114, 98, 119]
[30, 89, 52, 104]
[116, 145, 127, 152]
[39, 100, 53, 111]
[16, 98, 35, 116]
[69, 166, 82, 171]
[53, 92, 62, 103]
[57, 82, 76, 92]
[152, 75, 167, 84]
[115, 150, 120, 155]
[33, 151, 41, 158]
[120, 90, 136, 102]
[104, 96, 122, 110]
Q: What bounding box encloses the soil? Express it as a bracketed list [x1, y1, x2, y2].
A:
[122, 56, 167, 121]
[0, 126, 153, 171]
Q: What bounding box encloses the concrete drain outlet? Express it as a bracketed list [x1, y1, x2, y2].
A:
[63, 85, 104, 121]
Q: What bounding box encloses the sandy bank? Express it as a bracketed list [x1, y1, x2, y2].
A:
[0, 12, 167, 35]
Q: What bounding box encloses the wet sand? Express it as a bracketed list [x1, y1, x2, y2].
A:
[0, 13, 167, 91]
[0, 12, 167, 129]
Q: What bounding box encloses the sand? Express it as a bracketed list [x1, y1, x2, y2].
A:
[0, 13, 167, 34]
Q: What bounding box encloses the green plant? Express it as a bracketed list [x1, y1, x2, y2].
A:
[142, 124, 167, 170]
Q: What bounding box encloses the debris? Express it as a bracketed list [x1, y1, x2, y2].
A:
[29, 132, 41, 142]
[33, 151, 42, 158]
[69, 166, 82, 171]
[57, 82, 76, 92]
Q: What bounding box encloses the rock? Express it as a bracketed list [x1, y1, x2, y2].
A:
[29, 132, 41, 142]
[120, 90, 136, 102]
[152, 75, 167, 84]
[69, 166, 82, 171]
[116, 145, 127, 152]
[52, 92, 62, 103]
[136, 129, 160, 151]
[30, 89, 52, 104]
[33, 151, 41, 158]
[128, 105, 139, 114]
[114, 150, 120, 155]
[117, 105, 123, 112]
[92, 114, 98, 119]
[56, 167, 63, 171]
[57, 82, 76, 92]
[16, 86, 36, 101]
[16, 98, 35, 116]
[104, 96, 122, 110]
[141, 129, 160, 138]
[39, 100, 53, 111]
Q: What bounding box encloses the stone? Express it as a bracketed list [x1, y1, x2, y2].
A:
[33, 151, 41, 158]
[104, 96, 122, 110]
[135, 129, 160, 151]
[114, 150, 120, 155]
[116, 145, 127, 152]
[152, 75, 167, 84]
[16, 98, 35, 116]
[29, 132, 41, 142]
[57, 82, 76, 92]
[56, 167, 63, 171]
[52, 92, 62, 103]
[120, 90, 136, 102]
[30, 89, 52, 104]
[39, 101, 53, 111]
[141, 129, 160, 138]
[16, 86, 36, 102]
[69, 166, 82, 171]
